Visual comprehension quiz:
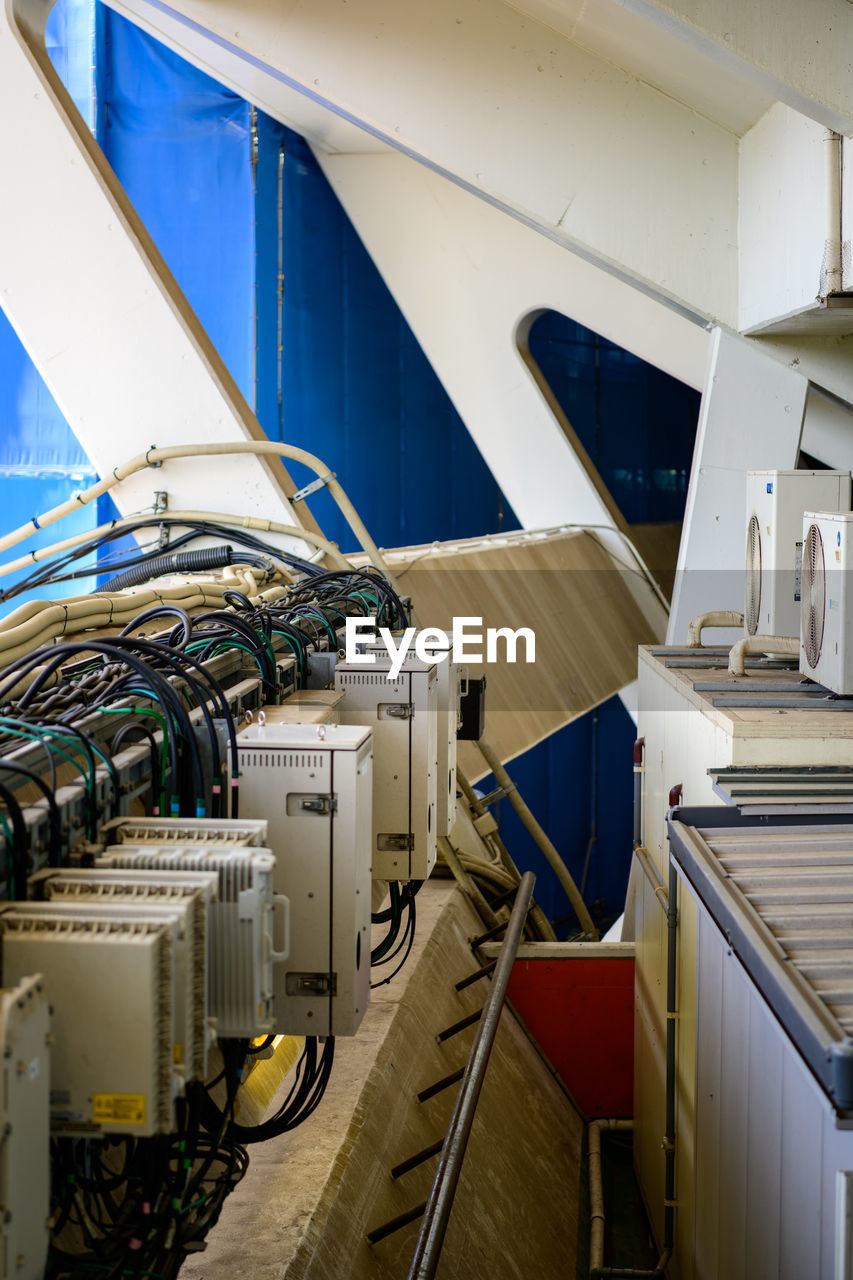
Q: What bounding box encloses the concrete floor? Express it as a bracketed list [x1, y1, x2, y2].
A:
[181, 879, 584, 1280]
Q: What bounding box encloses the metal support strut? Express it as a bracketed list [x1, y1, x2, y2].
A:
[407, 871, 535, 1279]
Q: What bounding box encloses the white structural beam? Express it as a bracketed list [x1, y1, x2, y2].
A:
[0, 0, 312, 539]
[105, 0, 740, 326]
[801, 388, 853, 471]
[738, 105, 828, 334]
[612, 0, 853, 135]
[668, 328, 808, 646]
[315, 148, 709, 533]
[312, 148, 712, 639]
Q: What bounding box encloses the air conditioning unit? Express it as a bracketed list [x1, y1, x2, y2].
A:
[745, 470, 850, 637]
[799, 510, 853, 694]
[0, 975, 50, 1280]
[0, 909, 175, 1135]
[335, 653, 438, 881]
[100, 816, 268, 847]
[95, 846, 285, 1040]
[230, 722, 373, 1037]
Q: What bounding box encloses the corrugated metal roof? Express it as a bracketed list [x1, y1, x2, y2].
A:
[710, 765, 853, 814]
[668, 810, 853, 1109]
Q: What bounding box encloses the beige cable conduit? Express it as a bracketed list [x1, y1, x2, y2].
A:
[0, 570, 294, 667]
[0, 441, 394, 581]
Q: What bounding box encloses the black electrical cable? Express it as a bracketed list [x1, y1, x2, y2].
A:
[119, 604, 194, 651]
[0, 779, 29, 899]
[93, 545, 235, 593]
[0, 760, 62, 866]
[0, 514, 323, 604]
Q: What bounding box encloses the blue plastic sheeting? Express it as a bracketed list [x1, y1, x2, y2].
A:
[477, 694, 637, 933]
[96, 6, 255, 405]
[46, 0, 96, 130]
[254, 117, 518, 551]
[528, 311, 700, 525]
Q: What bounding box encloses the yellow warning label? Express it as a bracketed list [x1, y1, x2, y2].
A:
[93, 1093, 146, 1126]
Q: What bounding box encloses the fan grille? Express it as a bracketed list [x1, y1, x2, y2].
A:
[745, 514, 762, 636]
[801, 522, 826, 669]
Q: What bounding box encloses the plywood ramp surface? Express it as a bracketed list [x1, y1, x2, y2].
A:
[377, 527, 655, 777]
[181, 880, 583, 1280]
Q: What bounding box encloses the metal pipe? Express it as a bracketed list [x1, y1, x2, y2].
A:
[825, 128, 843, 296]
[588, 1117, 671, 1279]
[633, 738, 645, 850]
[407, 871, 536, 1280]
[590, 1259, 671, 1279]
[664, 857, 678, 1256]
[475, 739, 598, 938]
[589, 1119, 634, 1272]
[633, 846, 668, 911]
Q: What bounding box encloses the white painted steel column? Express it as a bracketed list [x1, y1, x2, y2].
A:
[105, 0, 740, 326]
[0, 0, 312, 544]
[668, 328, 808, 646]
[316, 150, 713, 636]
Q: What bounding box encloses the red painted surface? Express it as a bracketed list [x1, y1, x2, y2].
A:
[507, 957, 634, 1118]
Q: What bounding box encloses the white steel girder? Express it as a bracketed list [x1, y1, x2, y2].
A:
[103, 0, 741, 327]
[313, 148, 708, 532]
[596, 0, 853, 136]
[0, 0, 314, 541]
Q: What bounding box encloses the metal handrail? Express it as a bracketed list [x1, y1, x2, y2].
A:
[406, 870, 536, 1280]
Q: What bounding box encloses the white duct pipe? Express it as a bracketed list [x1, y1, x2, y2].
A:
[824, 129, 843, 297]
[686, 610, 744, 648]
[728, 634, 798, 676]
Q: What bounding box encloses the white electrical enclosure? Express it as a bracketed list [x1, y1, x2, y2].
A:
[0, 975, 50, 1280]
[96, 846, 284, 1039]
[30, 870, 218, 1078]
[232, 722, 373, 1037]
[6, 898, 205, 1082]
[100, 816, 268, 847]
[359, 634, 458, 841]
[435, 657, 460, 839]
[800, 510, 853, 695]
[745, 470, 850, 637]
[335, 654, 438, 880]
[0, 909, 174, 1135]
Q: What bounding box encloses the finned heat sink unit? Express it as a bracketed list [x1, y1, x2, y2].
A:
[335, 653, 438, 880]
[0, 975, 50, 1280]
[30, 869, 218, 1080]
[100, 816, 268, 847]
[0, 909, 175, 1135]
[744, 470, 850, 637]
[96, 845, 286, 1039]
[799, 510, 853, 694]
[5, 897, 206, 1085]
[231, 723, 373, 1037]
